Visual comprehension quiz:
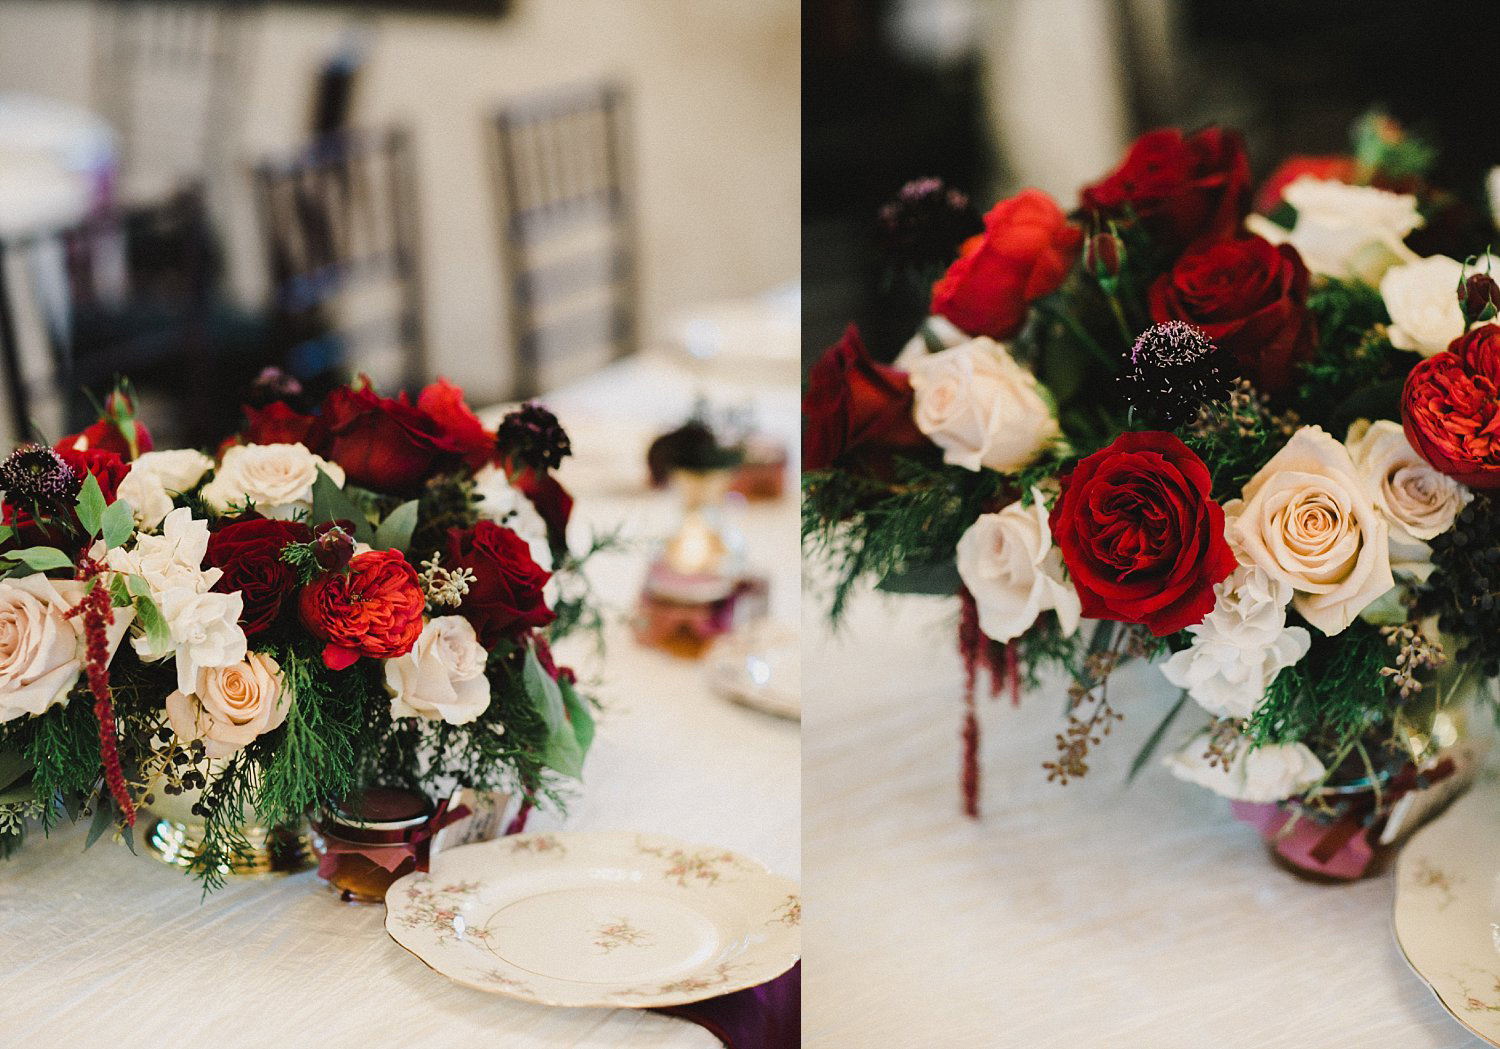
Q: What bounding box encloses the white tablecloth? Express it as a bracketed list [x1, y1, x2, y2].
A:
[0, 353, 800, 1049]
[803, 579, 1488, 1049]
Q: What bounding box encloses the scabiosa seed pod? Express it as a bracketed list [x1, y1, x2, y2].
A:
[876, 176, 984, 276]
[496, 402, 572, 472]
[1121, 321, 1230, 426]
[0, 444, 80, 509]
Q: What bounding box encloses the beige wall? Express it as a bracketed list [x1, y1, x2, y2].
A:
[0, 0, 801, 402]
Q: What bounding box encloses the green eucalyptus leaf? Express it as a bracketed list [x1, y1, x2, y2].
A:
[557, 675, 596, 756]
[523, 643, 584, 779]
[0, 749, 32, 792]
[83, 797, 114, 850]
[3, 547, 75, 572]
[0, 524, 12, 544]
[76, 473, 106, 537]
[310, 469, 375, 545]
[373, 499, 420, 554]
[100, 498, 135, 550]
[134, 592, 171, 654]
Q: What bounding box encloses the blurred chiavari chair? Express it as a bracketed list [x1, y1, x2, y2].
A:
[251, 128, 426, 398]
[0, 186, 215, 447]
[488, 80, 639, 399]
[91, 0, 260, 202]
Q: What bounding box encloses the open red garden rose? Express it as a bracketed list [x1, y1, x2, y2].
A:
[321, 384, 463, 493]
[206, 516, 312, 635]
[445, 519, 555, 647]
[1081, 127, 1251, 254]
[803, 325, 930, 475]
[299, 548, 427, 670]
[1148, 234, 1318, 394]
[418, 378, 496, 471]
[1049, 431, 1237, 635]
[930, 188, 1081, 340]
[1402, 326, 1500, 488]
[243, 401, 325, 449]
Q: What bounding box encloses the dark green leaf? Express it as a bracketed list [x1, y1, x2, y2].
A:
[373, 499, 420, 554]
[876, 560, 961, 596]
[0, 749, 32, 791]
[523, 643, 584, 779]
[558, 675, 596, 756]
[84, 797, 114, 850]
[310, 469, 375, 545]
[76, 473, 106, 536]
[100, 497, 135, 550]
[1127, 690, 1189, 784]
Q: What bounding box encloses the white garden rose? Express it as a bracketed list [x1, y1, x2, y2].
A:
[1488, 166, 1500, 232]
[907, 337, 1058, 473]
[200, 443, 345, 520]
[106, 506, 220, 597]
[385, 615, 492, 726]
[1230, 426, 1393, 636]
[0, 575, 133, 723]
[136, 586, 247, 695]
[894, 315, 967, 369]
[1249, 177, 1421, 284]
[471, 463, 553, 570]
[115, 449, 214, 529]
[166, 652, 288, 758]
[1160, 565, 1311, 719]
[955, 489, 1080, 644]
[1167, 736, 1325, 804]
[1345, 419, 1472, 582]
[1379, 254, 1492, 357]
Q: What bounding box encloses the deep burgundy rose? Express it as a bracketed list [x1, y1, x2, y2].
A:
[321, 384, 462, 493]
[1049, 431, 1237, 636]
[1402, 327, 1500, 488]
[1147, 234, 1318, 394]
[1081, 128, 1251, 253]
[511, 465, 573, 555]
[205, 517, 312, 635]
[445, 519, 555, 647]
[243, 401, 326, 450]
[803, 325, 930, 474]
[930, 188, 1081, 340]
[418, 378, 495, 471]
[298, 548, 426, 670]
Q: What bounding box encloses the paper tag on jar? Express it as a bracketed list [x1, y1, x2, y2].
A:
[431, 788, 515, 857]
[1379, 740, 1482, 845]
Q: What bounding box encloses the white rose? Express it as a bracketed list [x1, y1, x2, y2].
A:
[1379, 255, 1496, 357]
[106, 506, 220, 597]
[200, 443, 346, 520]
[908, 337, 1058, 473]
[1230, 426, 1393, 636]
[385, 615, 492, 726]
[471, 463, 553, 570]
[0, 575, 134, 723]
[137, 586, 247, 694]
[116, 449, 214, 529]
[956, 489, 1080, 644]
[1345, 419, 1472, 582]
[1166, 735, 1326, 803]
[1488, 167, 1500, 232]
[166, 652, 288, 759]
[1250, 177, 1421, 285]
[1160, 565, 1311, 719]
[893, 315, 968, 370]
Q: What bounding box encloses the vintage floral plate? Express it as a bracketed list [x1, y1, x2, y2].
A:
[1392, 769, 1500, 1046]
[706, 621, 801, 721]
[385, 831, 800, 1007]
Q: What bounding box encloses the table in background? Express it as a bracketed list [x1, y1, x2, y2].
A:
[803, 579, 1489, 1049]
[0, 351, 800, 1049]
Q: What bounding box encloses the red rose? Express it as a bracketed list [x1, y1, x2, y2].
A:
[1081, 128, 1251, 253]
[418, 378, 495, 471]
[206, 517, 312, 635]
[803, 325, 930, 474]
[445, 519, 555, 647]
[1050, 431, 1237, 636]
[298, 548, 426, 670]
[511, 465, 573, 554]
[1402, 327, 1500, 488]
[1254, 154, 1358, 215]
[244, 401, 326, 450]
[930, 188, 1081, 340]
[321, 384, 463, 493]
[1147, 235, 1318, 394]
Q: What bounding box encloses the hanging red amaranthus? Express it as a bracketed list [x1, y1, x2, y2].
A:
[957, 588, 1023, 817]
[63, 559, 135, 826]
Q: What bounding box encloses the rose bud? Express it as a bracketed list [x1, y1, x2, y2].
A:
[1461, 271, 1500, 325]
[313, 522, 356, 573]
[1084, 230, 1124, 283]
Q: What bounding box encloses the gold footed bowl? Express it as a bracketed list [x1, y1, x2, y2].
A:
[142, 763, 316, 876]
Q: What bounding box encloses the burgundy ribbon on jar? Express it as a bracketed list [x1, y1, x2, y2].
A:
[315, 799, 472, 878]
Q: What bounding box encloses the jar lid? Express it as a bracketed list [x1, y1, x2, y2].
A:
[326, 787, 433, 832]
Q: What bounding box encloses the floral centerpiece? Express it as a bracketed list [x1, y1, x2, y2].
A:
[804, 112, 1500, 878]
[0, 374, 600, 888]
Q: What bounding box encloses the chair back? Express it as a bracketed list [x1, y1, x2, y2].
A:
[251, 127, 425, 396]
[0, 186, 212, 446]
[489, 80, 638, 399]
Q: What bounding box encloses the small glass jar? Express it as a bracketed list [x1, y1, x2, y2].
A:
[313, 787, 434, 903]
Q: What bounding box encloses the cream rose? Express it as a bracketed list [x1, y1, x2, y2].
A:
[894, 315, 968, 369]
[106, 506, 220, 598]
[1345, 419, 1472, 581]
[116, 449, 214, 529]
[385, 615, 492, 726]
[1166, 735, 1326, 804]
[166, 652, 288, 758]
[0, 575, 134, 723]
[1379, 254, 1497, 356]
[1249, 177, 1421, 285]
[1230, 426, 1393, 636]
[907, 337, 1058, 473]
[137, 586, 247, 694]
[200, 443, 346, 520]
[956, 489, 1080, 644]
